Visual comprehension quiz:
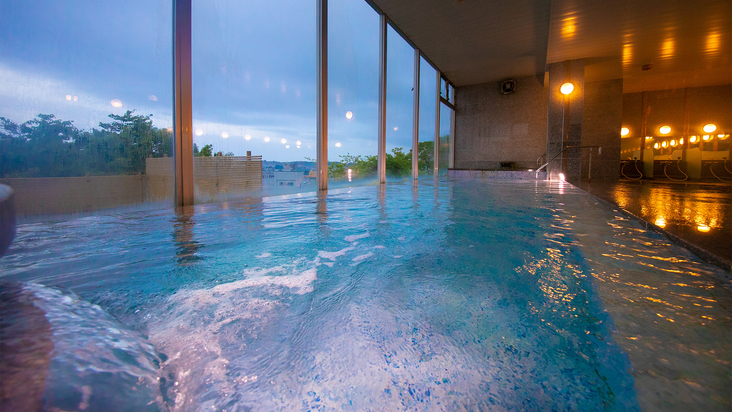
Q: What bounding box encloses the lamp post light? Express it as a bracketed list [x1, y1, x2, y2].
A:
[559, 82, 573, 181]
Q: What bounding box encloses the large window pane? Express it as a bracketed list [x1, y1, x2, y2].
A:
[327, 0, 379, 189]
[192, 0, 316, 202]
[384, 26, 414, 180]
[418, 58, 437, 176]
[0, 0, 174, 218]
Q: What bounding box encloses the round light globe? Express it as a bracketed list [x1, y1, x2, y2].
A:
[560, 83, 574, 95]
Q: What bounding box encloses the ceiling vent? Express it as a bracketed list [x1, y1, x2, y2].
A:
[500, 79, 516, 95]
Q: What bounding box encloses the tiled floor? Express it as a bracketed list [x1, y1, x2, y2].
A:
[577, 179, 731, 268]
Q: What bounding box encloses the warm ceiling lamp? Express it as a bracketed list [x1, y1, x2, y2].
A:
[621, 127, 629, 136]
[690, 136, 698, 143]
[560, 83, 574, 95]
[719, 134, 729, 140]
[661, 141, 668, 148]
[645, 136, 652, 140]
[653, 142, 659, 149]
[659, 126, 671, 135]
[703, 124, 716, 133]
[670, 139, 677, 147]
[703, 135, 711, 141]
[697, 224, 710, 232]
[679, 138, 684, 145]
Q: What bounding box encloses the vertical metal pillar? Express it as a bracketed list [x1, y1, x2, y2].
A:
[377, 14, 387, 184]
[434, 71, 440, 178]
[173, 0, 194, 206]
[412, 49, 420, 181]
[316, 0, 328, 191]
[449, 100, 455, 169]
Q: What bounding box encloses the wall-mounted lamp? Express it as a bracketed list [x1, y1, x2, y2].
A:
[621, 127, 629, 136]
[679, 138, 684, 145]
[719, 134, 729, 140]
[690, 136, 698, 143]
[654, 142, 659, 149]
[703, 124, 716, 133]
[659, 126, 671, 135]
[560, 83, 574, 95]
[645, 136, 653, 140]
[670, 139, 677, 147]
[661, 141, 668, 148]
[703, 135, 711, 141]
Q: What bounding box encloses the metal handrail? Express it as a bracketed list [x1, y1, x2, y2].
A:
[536, 145, 602, 180]
[536, 153, 546, 166]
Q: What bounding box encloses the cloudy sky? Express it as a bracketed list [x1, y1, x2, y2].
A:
[0, 0, 440, 162]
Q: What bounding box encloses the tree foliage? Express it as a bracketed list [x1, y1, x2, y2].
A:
[0, 111, 173, 178]
[328, 140, 434, 179]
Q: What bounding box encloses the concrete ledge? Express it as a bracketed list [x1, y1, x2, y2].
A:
[448, 169, 547, 180]
[0, 184, 15, 257]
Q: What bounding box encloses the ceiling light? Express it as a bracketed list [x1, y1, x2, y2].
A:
[690, 136, 698, 143]
[661, 141, 667, 148]
[654, 143, 659, 149]
[621, 127, 629, 136]
[670, 139, 677, 147]
[703, 135, 710, 141]
[703, 124, 716, 133]
[659, 126, 671, 135]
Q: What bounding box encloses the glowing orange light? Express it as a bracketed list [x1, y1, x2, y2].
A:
[697, 225, 710, 232]
[703, 124, 716, 133]
[560, 83, 574, 95]
[690, 136, 698, 143]
[621, 127, 629, 136]
[659, 126, 671, 135]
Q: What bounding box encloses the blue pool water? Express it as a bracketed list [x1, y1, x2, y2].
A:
[1, 180, 730, 411]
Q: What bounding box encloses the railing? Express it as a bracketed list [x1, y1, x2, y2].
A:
[536, 145, 602, 181]
[536, 153, 546, 167]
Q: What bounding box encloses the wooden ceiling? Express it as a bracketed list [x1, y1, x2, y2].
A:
[370, 0, 731, 92]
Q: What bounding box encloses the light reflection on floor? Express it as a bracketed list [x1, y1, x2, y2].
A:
[579, 180, 731, 264]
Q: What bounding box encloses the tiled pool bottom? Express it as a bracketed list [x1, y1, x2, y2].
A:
[1, 180, 730, 411]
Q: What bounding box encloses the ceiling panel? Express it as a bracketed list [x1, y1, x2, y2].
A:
[370, 0, 552, 86]
[371, 0, 731, 91]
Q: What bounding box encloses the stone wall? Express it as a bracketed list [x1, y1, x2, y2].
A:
[454, 75, 548, 170]
[581, 79, 623, 181]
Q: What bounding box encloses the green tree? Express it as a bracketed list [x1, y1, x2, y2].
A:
[196, 144, 213, 157]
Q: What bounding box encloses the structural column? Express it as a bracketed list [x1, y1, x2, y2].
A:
[412, 49, 420, 180]
[434, 71, 441, 178]
[316, 0, 328, 191]
[173, 0, 194, 206]
[546, 59, 584, 181]
[377, 15, 387, 184]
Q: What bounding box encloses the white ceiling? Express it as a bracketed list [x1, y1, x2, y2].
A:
[371, 0, 732, 92]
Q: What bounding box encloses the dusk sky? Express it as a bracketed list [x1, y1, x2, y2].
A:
[0, 0, 441, 162]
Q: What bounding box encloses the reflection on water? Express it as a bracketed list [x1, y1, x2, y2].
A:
[173, 208, 201, 265]
[586, 181, 731, 262]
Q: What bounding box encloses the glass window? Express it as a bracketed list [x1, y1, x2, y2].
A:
[327, 0, 379, 189]
[418, 58, 437, 176]
[0, 0, 174, 218]
[384, 25, 414, 180]
[191, 0, 316, 202]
